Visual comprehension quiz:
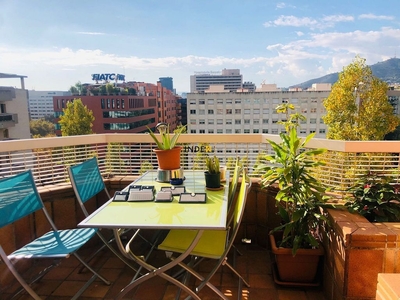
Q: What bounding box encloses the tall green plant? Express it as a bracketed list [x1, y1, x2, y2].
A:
[205, 155, 220, 174]
[258, 103, 330, 255]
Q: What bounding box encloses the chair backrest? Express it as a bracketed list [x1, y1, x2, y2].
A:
[68, 157, 110, 217]
[0, 170, 56, 230]
[229, 169, 251, 241]
[228, 158, 241, 205]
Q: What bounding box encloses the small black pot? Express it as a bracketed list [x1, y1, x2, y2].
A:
[204, 171, 221, 188]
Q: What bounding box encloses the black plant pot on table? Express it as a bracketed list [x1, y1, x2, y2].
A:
[204, 172, 221, 189]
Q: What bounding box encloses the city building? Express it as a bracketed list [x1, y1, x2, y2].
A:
[28, 90, 71, 120]
[187, 83, 331, 138]
[53, 81, 181, 135]
[190, 69, 245, 93]
[0, 73, 30, 140]
[159, 77, 174, 93]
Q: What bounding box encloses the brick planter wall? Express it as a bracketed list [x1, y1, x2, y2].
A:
[322, 208, 400, 300]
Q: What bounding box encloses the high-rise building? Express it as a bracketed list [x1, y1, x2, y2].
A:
[28, 90, 71, 120]
[159, 77, 174, 92]
[187, 83, 331, 138]
[190, 69, 244, 93]
[0, 73, 30, 140]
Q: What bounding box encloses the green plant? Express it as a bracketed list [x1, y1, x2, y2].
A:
[205, 155, 220, 174]
[345, 171, 400, 222]
[147, 123, 186, 150]
[257, 103, 330, 255]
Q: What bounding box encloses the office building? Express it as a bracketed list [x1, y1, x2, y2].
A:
[187, 83, 331, 138]
[28, 90, 71, 120]
[53, 81, 181, 135]
[190, 69, 244, 93]
[0, 73, 30, 140]
[159, 77, 174, 92]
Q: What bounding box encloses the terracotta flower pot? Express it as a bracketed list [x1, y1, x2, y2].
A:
[153, 146, 182, 170]
[270, 232, 324, 284]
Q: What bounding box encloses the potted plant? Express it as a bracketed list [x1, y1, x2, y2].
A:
[257, 103, 330, 285]
[204, 155, 221, 189]
[147, 123, 186, 170]
[344, 171, 400, 222]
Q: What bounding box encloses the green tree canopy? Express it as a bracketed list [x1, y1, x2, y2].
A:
[58, 99, 95, 136]
[30, 118, 55, 137]
[323, 56, 400, 140]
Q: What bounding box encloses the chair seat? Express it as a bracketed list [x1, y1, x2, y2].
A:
[9, 228, 97, 259]
[158, 229, 227, 259]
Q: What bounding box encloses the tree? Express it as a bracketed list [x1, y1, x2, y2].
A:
[323, 56, 400, 140]
[58, 99, 95, 136]
[69, 81, 83, 95]
[30, 118, 55, 137]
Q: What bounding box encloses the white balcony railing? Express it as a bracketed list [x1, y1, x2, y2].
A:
[1, 134, 400, 196]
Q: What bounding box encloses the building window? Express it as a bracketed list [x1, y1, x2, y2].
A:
[217, 99, 223, 104]
[208, 99, 214, 105]
[235, 109, 241, 114]
[189, 100, 196, 104]
[310, 118, 317, 124]
[226, 109, 232, 114]
[199, 129, 205, 133]
[226, 129, 232, 133]
[217, 129, 223, 134]
[208, 109, 214, 114]
[244, 109, 250, 114]
[217, 119, 223, 124]
[253, 129, 259, 133]
[226, 119, 232, 125]
[254, 109, 260, 114]
[262, 119, 269, 124]
[208, 119, 214, 125]
[319, 129, 326, 134]
[254, 119, 259, 124]
[263, 108, 269, 114]
[191, 129, 196, 133]
[199, 99, 205, 104]
[244, 119, 250, 124]
[190, 119, 196, 125]
[199, 119, 205, 124]
[310, 108, 317, 113]
[199, 109, 205, 115]
[262, 129, 268, 133]
[235, 119, 241, 124]
[244, 129, 250, 134]
[235, 129, 241, 133]
[190, 109, 196, 114]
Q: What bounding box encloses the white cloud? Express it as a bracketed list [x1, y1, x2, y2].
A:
[276, 2, 296, 9]
[359, 14, 394, 20]
[264, 14, 353, 29]
[296, 31, 304, 36]
[76, 32, 106, 35]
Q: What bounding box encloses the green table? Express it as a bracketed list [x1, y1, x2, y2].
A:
[78, 170, 229, 300]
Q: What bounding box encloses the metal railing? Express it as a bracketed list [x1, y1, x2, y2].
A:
[1, 134, 400, 194]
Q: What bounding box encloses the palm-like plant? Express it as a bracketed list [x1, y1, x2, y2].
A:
[258, 103, 330, 255]
[147, 123, 186, 150]
[205, 155, 220, 174]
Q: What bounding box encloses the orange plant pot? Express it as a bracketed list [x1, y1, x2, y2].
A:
[270, 232, 324, 284]
[153, 146, 182, 170]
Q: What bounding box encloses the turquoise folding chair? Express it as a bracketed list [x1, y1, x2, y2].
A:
[68, 157, 153, 276]
[158, 169, 252, 300]
[0, 170, 110, 300]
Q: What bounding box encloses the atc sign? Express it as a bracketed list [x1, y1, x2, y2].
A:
[92, 73, 125, 82]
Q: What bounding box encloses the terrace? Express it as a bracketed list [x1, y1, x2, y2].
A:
[1, 133, 400, 300]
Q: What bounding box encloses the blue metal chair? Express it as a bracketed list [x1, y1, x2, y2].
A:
[0, 170, 110, 300]
[67, 157, 151, 275]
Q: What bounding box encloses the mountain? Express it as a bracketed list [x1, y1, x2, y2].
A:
[289, 58, 400, 89]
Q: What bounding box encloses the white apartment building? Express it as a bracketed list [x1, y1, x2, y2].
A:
[187, 83, 332, 138]
[190, 69, 244, 93]
[28, 90, 70, 120]
[0, 73, 31, 140]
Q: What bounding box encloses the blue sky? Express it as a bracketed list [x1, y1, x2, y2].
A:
[1, 0, 399, 95]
